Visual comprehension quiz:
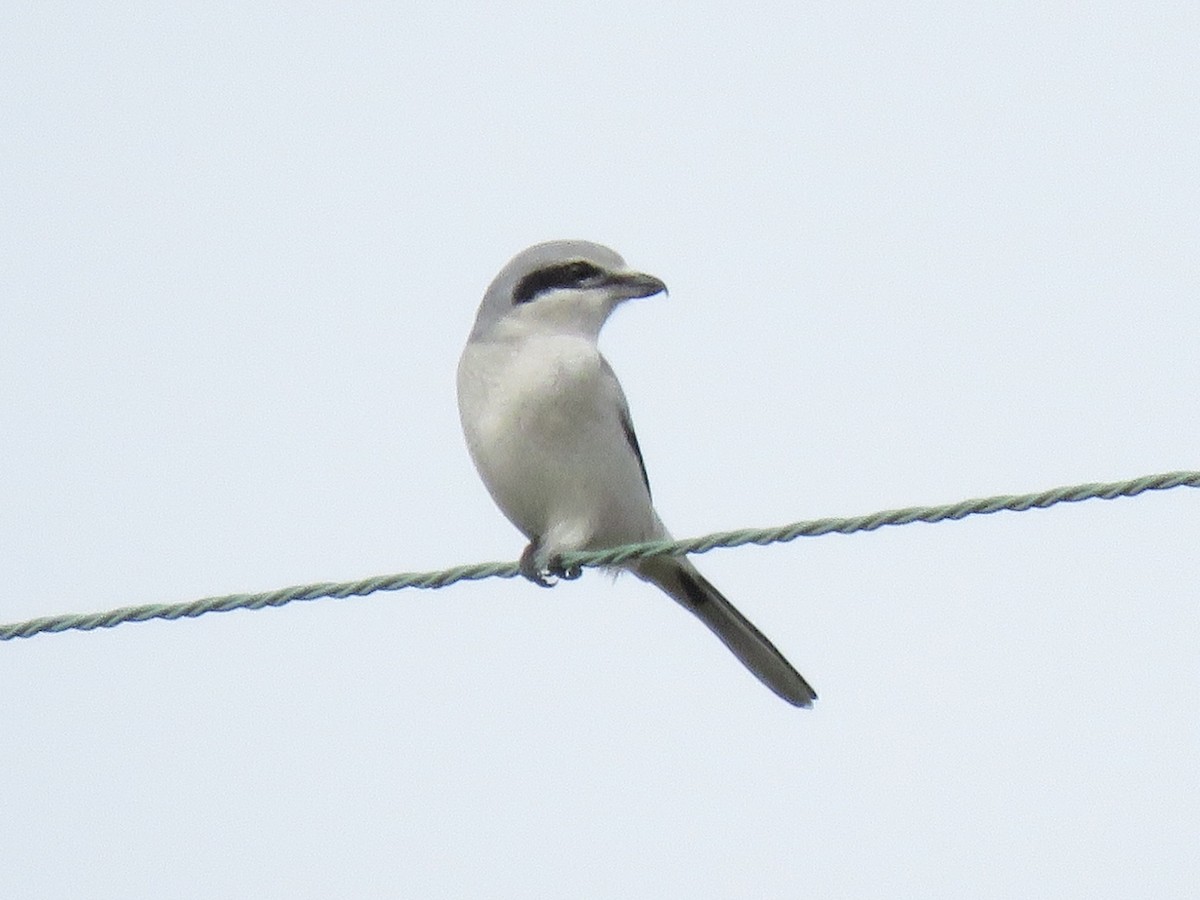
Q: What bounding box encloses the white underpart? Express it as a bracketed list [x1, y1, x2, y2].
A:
[458, 327, 664, 557]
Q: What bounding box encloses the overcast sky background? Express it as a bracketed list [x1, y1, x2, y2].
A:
[2, 4, 1197, 898]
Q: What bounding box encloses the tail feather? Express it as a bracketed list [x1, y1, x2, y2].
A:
[634, 557, 817, 708]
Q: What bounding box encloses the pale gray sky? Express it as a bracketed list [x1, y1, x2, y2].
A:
[2, 4, 1197, 898]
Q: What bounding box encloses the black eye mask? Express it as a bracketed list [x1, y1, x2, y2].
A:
[512, 260, 605, 304]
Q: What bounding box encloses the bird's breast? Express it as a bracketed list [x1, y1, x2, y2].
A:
[457, 335, 655, 550]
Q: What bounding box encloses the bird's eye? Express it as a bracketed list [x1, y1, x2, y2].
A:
[513, 260, 605, 304]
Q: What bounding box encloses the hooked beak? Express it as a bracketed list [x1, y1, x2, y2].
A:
[606, 270, 668, 301]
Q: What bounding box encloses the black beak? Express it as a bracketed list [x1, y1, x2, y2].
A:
[607, 271, 668, 300]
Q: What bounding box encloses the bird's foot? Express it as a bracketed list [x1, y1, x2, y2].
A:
[518, 542, 554, 587]
[519, 542, 582, 587]
[548, 557, 583, 581]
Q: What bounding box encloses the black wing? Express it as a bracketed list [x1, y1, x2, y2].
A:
[619, 405, 652, 501]
[600, 356, 652, 500]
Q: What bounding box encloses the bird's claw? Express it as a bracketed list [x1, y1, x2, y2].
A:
[549, 559, 583, 581]
[519, 542, 582, 586]
[519, 542, 554, 587]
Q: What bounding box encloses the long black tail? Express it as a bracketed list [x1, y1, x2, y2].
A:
[634, 556, 817, 708]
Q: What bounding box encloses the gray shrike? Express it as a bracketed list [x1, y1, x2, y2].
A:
[456, 240, 816, 707]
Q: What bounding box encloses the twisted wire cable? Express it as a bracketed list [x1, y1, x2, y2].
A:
[2, 470, 1196, 642]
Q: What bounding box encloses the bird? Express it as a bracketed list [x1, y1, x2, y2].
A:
[456, 240, 816, 707]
